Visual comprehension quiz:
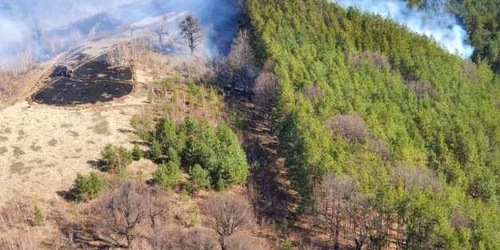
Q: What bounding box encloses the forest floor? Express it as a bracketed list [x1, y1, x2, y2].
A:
[224, 96, 309, 246]
[226, 95, 335, 249]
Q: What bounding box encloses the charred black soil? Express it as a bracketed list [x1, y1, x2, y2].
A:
[33, 79, 133, 106]
[33, 54, 134, 106]
[74, 56, 133, 81]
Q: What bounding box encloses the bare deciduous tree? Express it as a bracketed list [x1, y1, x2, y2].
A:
[326, 114, 367, 143]
[203, 193, 253, 250]
[391, 165, 441, 192]
[303, 84, 326, 101]
[181, 227, 219, 250]
[225, 232, 268, 250]
[148, 226, 218, 250]
[315, 173, 357, 249]
[254, 60, 278, 111]
[349, 51, 390, 70]
[179, 15, 202, 55]
[79, 181, 172, 248]
[405, 80, 437, 100]
[217, 30, 257, 92]
[368, 137, 392, 162]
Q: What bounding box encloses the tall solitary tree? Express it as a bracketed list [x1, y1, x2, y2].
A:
[179, 15, 202, 55]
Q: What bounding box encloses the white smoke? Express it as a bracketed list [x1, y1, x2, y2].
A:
[332, 0, 474, 58]
[0, 0, 241, 70]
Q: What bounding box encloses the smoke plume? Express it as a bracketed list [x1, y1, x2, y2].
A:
[331, 0, 474, 58]
[0, 0, 241, 70]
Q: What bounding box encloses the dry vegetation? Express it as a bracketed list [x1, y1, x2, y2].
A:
[0, 180, 263, 250]
[0, 10, 285, 250]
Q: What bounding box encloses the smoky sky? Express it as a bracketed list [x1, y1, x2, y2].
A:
[0, 0, 241, 69]
[331, 0, 474, 58]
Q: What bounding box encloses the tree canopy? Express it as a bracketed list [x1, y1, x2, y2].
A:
[246, 0, 500, 248]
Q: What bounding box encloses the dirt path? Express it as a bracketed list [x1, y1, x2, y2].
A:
[0, 97, 146, 205]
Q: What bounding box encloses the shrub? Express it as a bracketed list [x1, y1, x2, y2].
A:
[130, 115, 153, 141]
[166, 146, 181, 165]
[98, 144, 132, 172]
[69, 173, 105, 202]
[152, 161, 182, 190]
[150, 139, 163, 162]
[33, 205, 43, 226]
[189, 164, 211, 191]
[279, 239, 294, 250]
[215, 124, 248, 186]
[155, 117, 179, 152]
[131, 144, 144, 161]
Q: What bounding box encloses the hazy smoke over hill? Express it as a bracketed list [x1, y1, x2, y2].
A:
[0, 0, 241, 70]
[332, 0, 474, 58]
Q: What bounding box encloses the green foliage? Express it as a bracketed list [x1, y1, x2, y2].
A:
[150, 139, 163, 162]
[189, 164, 211, 191]
[130, 115, 153, 141]
[147, 117, 248, 191]
[33, 205, 43, 226]
[131, 144, 144, 161]
[189, 207, 200, 226]
[69, 173, 105, 202]
[279, 239, 294, 250]
[98, 144, 132, 172]
[228, 110, 249, 130]
[152, 161, 183, 191]
[246, 0, 500, 248]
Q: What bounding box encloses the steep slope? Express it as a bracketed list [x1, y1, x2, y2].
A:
[247, 0, 500, 248]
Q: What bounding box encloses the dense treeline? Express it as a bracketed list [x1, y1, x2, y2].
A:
[247, 0, 500, 248]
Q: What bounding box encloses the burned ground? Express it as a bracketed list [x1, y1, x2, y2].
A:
[33, 79, 133, 106]
[33, 55, 134, 106]
[74, 55, 133, 81]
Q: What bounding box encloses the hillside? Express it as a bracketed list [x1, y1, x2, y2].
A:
[247, 0, 500, 248]
[1, 0, 500, 249]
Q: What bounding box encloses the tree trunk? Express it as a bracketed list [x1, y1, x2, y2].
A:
[334, 224, 340, 250]
[220, 235, 228, 250]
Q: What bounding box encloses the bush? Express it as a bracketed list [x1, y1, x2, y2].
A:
[152, 161, 183, 191]
[189, 164, 211, 191]
[150, 139, 163, 162]
[69, 173, 105, 202]
[130, 115, 153, 141]
[98, 144, 132, 172]
[33, 205, 43, 226]
[131, 144, 144, 161]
